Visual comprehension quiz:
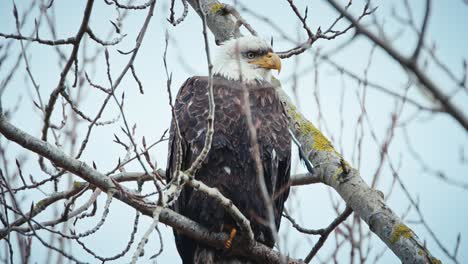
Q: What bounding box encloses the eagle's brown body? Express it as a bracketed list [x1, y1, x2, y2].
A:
[166, 76, 291, 264]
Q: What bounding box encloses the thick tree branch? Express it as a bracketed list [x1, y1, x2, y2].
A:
[186, 0, 241, 44]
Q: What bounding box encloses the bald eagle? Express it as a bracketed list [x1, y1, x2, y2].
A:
[166, 36, 291, 263]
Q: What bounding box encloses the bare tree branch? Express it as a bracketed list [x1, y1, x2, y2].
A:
[326, 0, 468, 131]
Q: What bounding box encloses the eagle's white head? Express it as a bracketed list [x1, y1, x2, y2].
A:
[213, 36, 281, 83]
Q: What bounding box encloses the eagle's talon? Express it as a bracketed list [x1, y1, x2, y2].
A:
[224, 228, 237, 250]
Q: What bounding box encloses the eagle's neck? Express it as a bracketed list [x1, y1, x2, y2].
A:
[213, 59, 273, 83]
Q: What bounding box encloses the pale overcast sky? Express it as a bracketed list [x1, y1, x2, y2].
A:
[1, 0, 467, 263]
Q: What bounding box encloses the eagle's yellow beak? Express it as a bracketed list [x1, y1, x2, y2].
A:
[249, 52, 281, 73]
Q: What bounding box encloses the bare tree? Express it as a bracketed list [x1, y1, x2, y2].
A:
[1, 0, 466, 263]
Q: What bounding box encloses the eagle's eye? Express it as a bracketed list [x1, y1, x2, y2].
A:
[246, 52, 256, 59]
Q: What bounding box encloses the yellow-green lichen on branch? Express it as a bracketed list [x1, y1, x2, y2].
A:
[73, 181, 84, 188]
[307, 123, 334, 152]
[390, 223, 413, 244]
[35, 199, 46, 210]
[210, 3, 224, 14]
[286, 106, 334, 152]
[331, 166, 343, 183]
